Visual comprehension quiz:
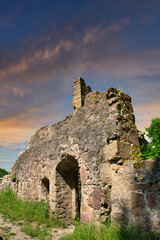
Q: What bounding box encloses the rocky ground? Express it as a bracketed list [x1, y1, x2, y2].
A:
[0, 213, 74, 240]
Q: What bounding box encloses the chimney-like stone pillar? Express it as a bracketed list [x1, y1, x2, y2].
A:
[72, 77, 91, 112]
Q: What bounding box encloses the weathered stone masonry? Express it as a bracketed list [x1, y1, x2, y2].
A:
[1, 78, 160, 231]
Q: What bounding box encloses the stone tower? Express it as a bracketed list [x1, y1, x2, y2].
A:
[72, 77, 92, 112]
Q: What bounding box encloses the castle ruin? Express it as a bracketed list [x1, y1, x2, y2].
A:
[1, 78, 160, 231]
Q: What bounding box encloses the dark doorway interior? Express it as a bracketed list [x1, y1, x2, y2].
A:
[55, 154, 81, 223]
[41, 177, 49, 199]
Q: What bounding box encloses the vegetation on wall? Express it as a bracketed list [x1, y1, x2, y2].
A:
[0, 168, 9, 178]
[141, 117, 160, 159]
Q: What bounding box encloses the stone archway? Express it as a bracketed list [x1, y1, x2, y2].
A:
[41, 177, 50, 200]
[55, 154, 81, 223]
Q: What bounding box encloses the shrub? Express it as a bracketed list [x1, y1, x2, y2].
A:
[0, 168, 9, 178]
[141, 118, 160, 159]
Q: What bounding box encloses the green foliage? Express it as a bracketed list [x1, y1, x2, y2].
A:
[10, 175, 16, 182]
[0, 188, 64, 239]
[60, 221, 158, 240]
[129, 145, 142, 161]
[117, 88, 124, 100]
[0, 168, 9, 178]
[93, 96, 97, 103]
[134, 176, 137, 181]
[146, 118, 160, 145]
[141, 118, 160, 159]
[118, 88, 123, 95]
[153, 178, 159, 184]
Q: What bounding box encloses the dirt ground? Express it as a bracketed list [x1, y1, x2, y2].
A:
[0, 213, 74, 240]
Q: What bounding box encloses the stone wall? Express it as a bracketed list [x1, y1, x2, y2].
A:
[1, 78, 159, 231]
[110, 157, 160, 232]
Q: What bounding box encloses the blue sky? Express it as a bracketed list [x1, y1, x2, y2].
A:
[0, 0, 160, 170]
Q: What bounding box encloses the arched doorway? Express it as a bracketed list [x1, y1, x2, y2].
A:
[55, 154, 81, 223]
[41, 177, 50, 199]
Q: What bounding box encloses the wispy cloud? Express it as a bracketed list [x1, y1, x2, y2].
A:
[107, 18, 130, 33]
[12, 87, 31, 97]
[0, 17, 131, 85]
[83, 18, 130, 45]
[0, 13, 159, 148]
[0, 40, 73, 78]
[2, 30, 159, 85]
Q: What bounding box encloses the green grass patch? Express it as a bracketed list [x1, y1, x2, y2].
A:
[60, 221, 159, 240]
[0, 188, 64, 239]
[0, 188, 63, 227]
[21, 224, 52, 240]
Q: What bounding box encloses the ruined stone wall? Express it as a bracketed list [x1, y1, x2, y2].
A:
[1, 78, 159, 231]
[110, 157, 160, 232]
[1, 81, 139, 224]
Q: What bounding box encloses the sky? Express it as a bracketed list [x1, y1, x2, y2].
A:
[0, 0, 160, 171]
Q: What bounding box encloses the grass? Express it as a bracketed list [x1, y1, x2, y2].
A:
[0, 188, 64, 239]
[0, 188, 159, 240]
[21, 224, 52, 240]
[60, 220, 159, 240]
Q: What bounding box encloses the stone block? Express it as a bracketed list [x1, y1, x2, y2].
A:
[81, 213, 90, 223]
[131, 192, 145, 210]
[103, 141, 130, 161]
[81, 203, 88, 212]
[88, 197, 93, 207]
[134, 183, 151, 191]
[147, 193, 158, 209]
[80, 168, 86, 185]
[93, 187, 101, 210]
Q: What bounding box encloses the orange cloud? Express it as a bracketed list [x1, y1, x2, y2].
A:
[0, 128, 34, 147]
[0, 104, 67, 146]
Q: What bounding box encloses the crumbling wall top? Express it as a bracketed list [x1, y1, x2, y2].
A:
[72, 77, 92, 112]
